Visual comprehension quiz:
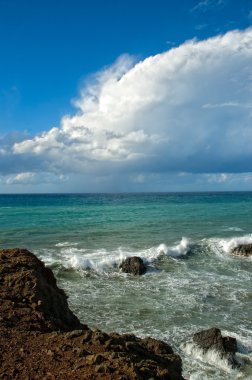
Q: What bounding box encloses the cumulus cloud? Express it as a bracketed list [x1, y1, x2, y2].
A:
[1, 28, 252, 191]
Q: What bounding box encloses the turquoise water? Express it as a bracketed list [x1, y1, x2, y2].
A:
[1, 192, 252, 379]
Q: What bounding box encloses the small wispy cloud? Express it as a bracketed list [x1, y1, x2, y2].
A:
[191, 0, 227, 13]
[5, 172, 68, 186]
[195, 24, 208, 31]
[6, 172, 35, 185]
[202, 102, 252, 109]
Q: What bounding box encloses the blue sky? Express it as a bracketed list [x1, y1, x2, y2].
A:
[1, 0, 252, 192]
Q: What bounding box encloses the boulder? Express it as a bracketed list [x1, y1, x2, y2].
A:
[119, 256, 147, 275]
[231, 243, 252, 257]
[193, 327, 238, 367]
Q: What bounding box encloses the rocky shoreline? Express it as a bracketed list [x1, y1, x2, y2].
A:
[0, 248, 184, 379]
[1, 247, 244, 379]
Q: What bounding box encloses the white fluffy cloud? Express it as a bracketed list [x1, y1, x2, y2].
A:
[2, 28, 252, 191]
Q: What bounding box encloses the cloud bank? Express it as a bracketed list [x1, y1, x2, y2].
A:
[1, 28, 252, 192]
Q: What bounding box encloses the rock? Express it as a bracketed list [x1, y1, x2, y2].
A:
[0, 249, 84, 332]
[0, 248, 185, 379]
[65, 329, 86, 339]
[85, 354, 104, 365]
[77, 348, 89, 357]
[231, 244, 252, 257]
[81, 330, 92, 343]
[193, 327, 225, 353]
[141, 336, 174, 355]
[116, 335, 183, 379]
[223, 336, 237, 353]
[91, 329, 110, 344]
[193, 327, 238, 367]
[95, 363, 112, 374]
[119, 256, 147, 275]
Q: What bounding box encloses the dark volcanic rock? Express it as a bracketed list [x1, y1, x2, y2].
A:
[119, 256, 147, 275]
[193, 327, 225, 352]
[0, 248, 185, 379]
[0, 248, 84, 332]
[223, 336, 237, 353]
[193, 327, 238, 367]
[231, 243, 252, 257]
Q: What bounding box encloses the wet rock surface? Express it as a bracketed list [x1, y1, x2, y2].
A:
[193, 327, 238, 367]
[119, 256, 147, 275]
[231, 243, 252, 257]
[0, 248, 184, 379]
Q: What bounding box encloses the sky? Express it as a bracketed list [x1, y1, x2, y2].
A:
[1, 0, 252, 193]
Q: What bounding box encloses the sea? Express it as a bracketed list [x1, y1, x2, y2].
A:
[0, 192, 252, 379]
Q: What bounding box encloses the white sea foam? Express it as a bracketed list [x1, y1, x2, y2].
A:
[221, 329, 252, 362]
[64, 247, 144, 273]
[221, 236, 252, 254]
[65, 248, 121, 272]
[222, 227, 244, 232]
[207, 234, 252, 257]
[218, 235, 252, 254]
[182, 341, 238, 375]
[58, 237, 191, 273]
[182, 329, 252, 379]
[55, 241, 78, 247]
[157, 237, 191, 258]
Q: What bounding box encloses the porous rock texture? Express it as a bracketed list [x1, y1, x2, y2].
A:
[119, 256, 147, 276]
[0, 248, 184, 379]
[0, 248, 84, 332]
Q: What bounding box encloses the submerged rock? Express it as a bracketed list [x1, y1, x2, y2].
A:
[231, 243, 252, 257]
[119, 256, 147, 275]
[0, 248, 184, 379]
[193, 327, 238, 367]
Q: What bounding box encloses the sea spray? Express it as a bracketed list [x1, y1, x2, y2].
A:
[56, 237, 192, 273]
[208, 234, 252, 258]
[157, 237, 191, 258]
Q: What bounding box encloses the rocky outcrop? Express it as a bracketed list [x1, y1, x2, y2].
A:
[231, 243, 252, 257]
[119, 256, 147, 275]
[193, 327, 238, 367]
[0, 248, 184, 379]
[0, 248, 84, 332]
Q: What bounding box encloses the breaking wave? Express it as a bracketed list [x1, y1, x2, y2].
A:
[181, 330, 252, 379]
[207, 234, 252, 257]
[157, 237, 191, 258]
[41, 237, 192, 273]
[182, 341, 237, 375]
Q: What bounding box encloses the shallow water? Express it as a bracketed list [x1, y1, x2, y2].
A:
[1, 192, 252, 379]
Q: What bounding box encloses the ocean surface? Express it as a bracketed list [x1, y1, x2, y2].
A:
[0, 192, 252, 379]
